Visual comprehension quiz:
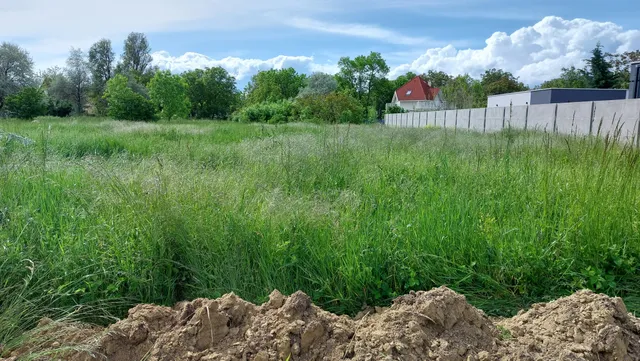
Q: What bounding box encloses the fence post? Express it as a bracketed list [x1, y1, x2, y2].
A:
[483, 108, 487, 133]
[468, 109, 471, 129]
[444, 111, 447, 129]
[502, 107, 506, 130]
[455, 109, 459, 132]
[525, 105, 529, 130]
[412, 112, 415, 127]
[553, 103, 559, 133]
[589, 101, 595, 136]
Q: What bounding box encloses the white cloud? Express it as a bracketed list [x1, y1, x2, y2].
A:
[287, 18, 432, 46]
[152, 51, 327, 81]
[389, 16, 640, 85]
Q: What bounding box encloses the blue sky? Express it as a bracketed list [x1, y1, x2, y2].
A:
[2, 0, 639, 86]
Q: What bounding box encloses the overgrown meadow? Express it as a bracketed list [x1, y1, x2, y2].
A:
[1, 118, 639, 342]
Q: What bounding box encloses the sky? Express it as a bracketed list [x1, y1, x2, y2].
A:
[2, 0, 640, 87]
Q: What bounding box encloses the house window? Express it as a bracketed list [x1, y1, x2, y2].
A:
[406, 90, 412, 96]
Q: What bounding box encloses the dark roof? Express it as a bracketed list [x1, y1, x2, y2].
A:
[395, 76, 440, 101]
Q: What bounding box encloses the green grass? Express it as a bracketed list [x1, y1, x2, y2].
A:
[1, 117, 639, 336]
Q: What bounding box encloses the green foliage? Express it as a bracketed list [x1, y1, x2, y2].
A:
[385, 104, 406, 114]
[337, 52, 389, 117]
[245, 68, 306, 104]
[88, 39, 115, 115]
[297, 72, 338, 97]
[0, 42, 34, 110]
[296, 92, 364, 123]
[65, 48, 91, 115]
[182, 67, 238, 119]
[481, 68, 528, 96]
[586, 43, 616, 89]
[5, 87, 46, 120]
[539, 66, 591, 89]
[231, 100, 295, 123]
[607, 50, 640, 89]
[103, 74, 156, 121]
[148, 70, 191, 120]
[46, 98, 73, 117]
[423, 70, 452, 88]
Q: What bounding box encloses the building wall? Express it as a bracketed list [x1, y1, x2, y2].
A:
[549, 89, 627, 103]
[394, 100, 440, 111]
[530, 90, 552, 105]
[487, 91, 531, 107]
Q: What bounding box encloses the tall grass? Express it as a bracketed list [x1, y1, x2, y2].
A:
[1, 117, 639, 330]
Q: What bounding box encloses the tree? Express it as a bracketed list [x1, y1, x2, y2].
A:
[104, 74, 156, 121]
[586, 43, 616, 89]
[336, 52, 389, 116]
[39, 67, 74, 117]
[0, 42, 34, 110]
[182, 67, 238, 119]
[148, 70, 190, 120]
[297, 72, 338, 97]
[607, 50, 640, 89]
[481, 68, 527, 95]
[296, 92, 364, 124]
[245, 68, 306, 104]
[65, 48, 91, 114]
[539, 66, 591, 89]
[88, 39, 115, 115]
[120, 33, 153, 75]
[5, 87, 46, 120]
[118, 32, 156, 85]
[423, 70, 452, 88]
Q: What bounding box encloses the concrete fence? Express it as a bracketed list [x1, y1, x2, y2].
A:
[384, 99, 640, 143]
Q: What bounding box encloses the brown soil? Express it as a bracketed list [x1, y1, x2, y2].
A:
[2, 287, 639, 361]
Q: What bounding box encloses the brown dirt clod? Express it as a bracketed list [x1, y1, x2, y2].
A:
[3, 287, 639, 361]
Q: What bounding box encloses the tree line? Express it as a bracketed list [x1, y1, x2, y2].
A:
[1, 35, 638, 122]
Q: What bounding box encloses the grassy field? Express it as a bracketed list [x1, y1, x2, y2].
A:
[1, 117, 640, 340]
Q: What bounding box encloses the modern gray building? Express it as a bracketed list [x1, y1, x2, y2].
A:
[488, 88, 628, 107]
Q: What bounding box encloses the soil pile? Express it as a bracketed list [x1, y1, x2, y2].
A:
[2, 287, 639, 361]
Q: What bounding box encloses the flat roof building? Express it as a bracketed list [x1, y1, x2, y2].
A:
[488, 88, 628, 107]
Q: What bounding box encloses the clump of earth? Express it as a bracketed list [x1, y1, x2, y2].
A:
[2, 286, 639, 361]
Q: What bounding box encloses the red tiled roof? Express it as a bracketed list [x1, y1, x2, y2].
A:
[395, 76, 440, 101]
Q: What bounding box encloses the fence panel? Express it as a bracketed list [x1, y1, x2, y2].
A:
[470, 108, 485, 132]
[506, 105, 528, 130]
[593, 99, 640, 142]
[427, 112, 436, 126]
[435, 111, 446, 128]
[445, 110, 457, 129]
[485, 107, 505, 133]
[555, 102, 593, 136]
[528, 104, 557, 131]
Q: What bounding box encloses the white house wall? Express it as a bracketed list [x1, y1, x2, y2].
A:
[488, 91, 532, 107]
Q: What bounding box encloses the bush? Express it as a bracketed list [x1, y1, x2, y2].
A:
[295, 92, 364, 124]
[46, 99, 73, 117]
[385, 104, 406, 114]
[4, 87, 46, 120]
[104, 75, 157, 121]
[231, 100, 294, 123]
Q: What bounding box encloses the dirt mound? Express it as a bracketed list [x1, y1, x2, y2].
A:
[2, 287, 639, 361]
[497, 290, 640, 361]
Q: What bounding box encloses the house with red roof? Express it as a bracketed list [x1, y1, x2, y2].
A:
[388, 76, 444, 111]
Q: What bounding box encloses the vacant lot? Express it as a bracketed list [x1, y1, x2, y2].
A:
[1, 118, 639, 333]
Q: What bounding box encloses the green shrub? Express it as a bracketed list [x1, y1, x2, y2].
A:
[104, 75, 156, 121]
[46, 99, 73, 117]
[4, 87, 46, 120]
[231, 100, 294, 123]
[295, 92, 364, 124]
[385, 104, 406, 114]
